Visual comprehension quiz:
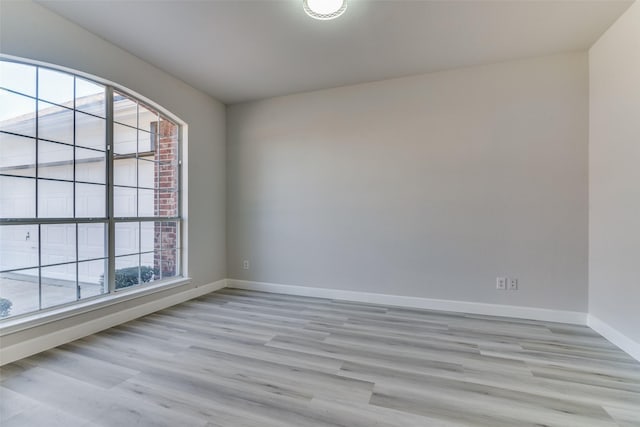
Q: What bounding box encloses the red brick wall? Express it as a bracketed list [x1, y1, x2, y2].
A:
[153, 120, 178, 278]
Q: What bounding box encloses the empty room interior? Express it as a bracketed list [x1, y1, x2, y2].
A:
[0, 0, 639, 425]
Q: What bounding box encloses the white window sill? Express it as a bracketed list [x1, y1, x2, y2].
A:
[0, 277, 192, 336]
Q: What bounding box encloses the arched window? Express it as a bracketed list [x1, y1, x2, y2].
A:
[0, 57, 183, 319]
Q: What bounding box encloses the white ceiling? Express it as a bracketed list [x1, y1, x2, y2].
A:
[38, 0, 632, 104]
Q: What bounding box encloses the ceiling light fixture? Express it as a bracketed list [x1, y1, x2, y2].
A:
[303, 0, 347, 20]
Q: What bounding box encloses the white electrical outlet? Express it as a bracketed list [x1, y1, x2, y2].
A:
[509, 278, 518, 290]
[496, 277, 507, 290]
[242, 260, 250, 270]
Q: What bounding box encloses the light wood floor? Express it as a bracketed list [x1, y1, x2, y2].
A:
[1, 288, 639, 426]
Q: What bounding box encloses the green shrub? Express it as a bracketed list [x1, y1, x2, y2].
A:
[0, 297, 12, 318]
[100, 266, 157, 289]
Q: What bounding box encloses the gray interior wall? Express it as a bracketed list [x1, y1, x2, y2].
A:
[0, 0, 227, 287]
[227, 52, 589, 311]
[588, 1, 640, 343]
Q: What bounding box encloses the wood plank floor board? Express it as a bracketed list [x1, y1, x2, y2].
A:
[267, 334, 473, 376]
[307, 334, 535, 377]
[164, 331, 347, 373]
[167, 304, 320, 329]
[1, 403, 98, 427]
[342, 362, 620, 423]
[223, 299, 389, 318]
[0, 362, 30, 383]
[176, 345, 376, 403]
[305, 320, 526, 353]
[1, 365, 208, 426]
[60, 338, 188, 377]
[480, 349, 640, 381]
[0, 386, 40, 422]
[112, 378, 291, 427]
[121, 370, 354, 427]
[520, 341, 638, 363]
[604, 406, 640, 427]
[2, 289, 639, 426]
[339, 356, 640, 412]
[140, 309, 334, 340]
[17, 347, 139, 389]
[370, 384, 620, 427]
[205, 303, 354, 327]
[98, 327, 192, 356]
[322, 330, 482, 354]
[530, 364, 640, 393]
[307, 396, 469, 427]
[121, 316, 282, 346]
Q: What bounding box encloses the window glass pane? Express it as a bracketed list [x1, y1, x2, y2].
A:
[75, 183, 105, 218]
[114, 157, 136, 187]
[138, 159, 154, 188]
[76, 148, 105, 184]
[138, 130, 156, 153]
[76, 111, 105, 150]
[40, 223, 76, 266]
[0, 133, 36, 177]
[38, 179, 73, 218]
[78, 259, 106, 299]
[140, 251, 155, 278]
[158, 160, 178, 191]
[41, 262, 77, 309]
[157, 189, 178, 217]
[38, 140, 73, 181]
[78, 223, 106, 261]
[0, 224, 39, 271]
[115, 255, 140, 289]
[114, 123, 137, 155]
[76, 78, 105, 117]
[158, 221, 179, 252]
[0, 267, 39, 318]
[0, 61, 36, 97]
[38, 102, 73, 144]
[113, 92, 137, 127]
[138, 104, 158, 133]
[38, 68, 74, 107]
[140, 221, 155, 253]
[155, 121, 179, 213]
[114, 186, 137, 217]
[157, 119, 179, 157]
[0, 89, 36, 137]
[0, 176, 35, 218]
[139, 188, 154, 217]
[157, 221, 179, 281]
[159, 117, 178, 138]
[159, 249, 178, 280]
[115, 222, 139, 256]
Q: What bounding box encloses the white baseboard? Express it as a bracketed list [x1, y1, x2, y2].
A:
[587, 314, 640, 363]
[226, 279, 587, 325]
[0, 279, 226, 366]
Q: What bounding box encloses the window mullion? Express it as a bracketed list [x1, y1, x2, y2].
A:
[178, 125, 183, 278]
[73, 78, 79, 302]
[106, 86, 115, 294]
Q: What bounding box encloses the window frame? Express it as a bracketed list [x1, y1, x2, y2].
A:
[0, 55, 187, 322]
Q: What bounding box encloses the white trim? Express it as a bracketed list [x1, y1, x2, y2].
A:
[0, 279, 226, 366]
[0, 278, 192, 336]
[226, 279, 588, 325]
[180, 124, 189, 279]
[587, 314, 640, 363]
